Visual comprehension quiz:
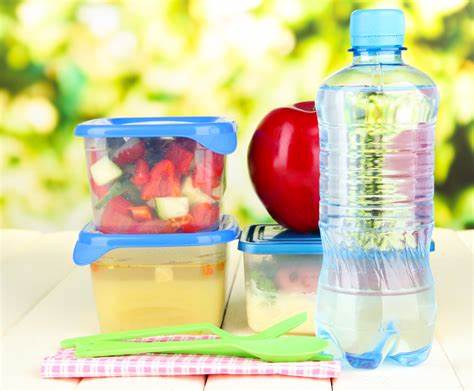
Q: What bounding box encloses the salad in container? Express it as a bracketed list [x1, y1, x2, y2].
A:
[75, 117, 237, 234]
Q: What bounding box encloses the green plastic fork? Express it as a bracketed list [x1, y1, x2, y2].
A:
[61, 312, 308, 349]
[75, 335, 332, 363]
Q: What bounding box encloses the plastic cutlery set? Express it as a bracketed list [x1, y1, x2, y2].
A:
[62, 313, 332, 363]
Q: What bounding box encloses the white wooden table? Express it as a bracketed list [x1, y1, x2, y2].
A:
[1, 228, 472, 390]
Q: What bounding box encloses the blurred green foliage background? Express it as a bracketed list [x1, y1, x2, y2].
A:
[0, 0, 473, 230]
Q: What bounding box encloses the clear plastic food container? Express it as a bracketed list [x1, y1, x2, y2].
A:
[73, 215, 239, 332]
[238, 224, 323, 335]
[75, 117, 237, 234]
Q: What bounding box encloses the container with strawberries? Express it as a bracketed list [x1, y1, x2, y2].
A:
[75, 117, 237, 234]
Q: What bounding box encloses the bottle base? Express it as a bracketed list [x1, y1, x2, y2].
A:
[344, 344, 431, 369]
[318, 326, 432, 369]
[388, 344, 432, 367]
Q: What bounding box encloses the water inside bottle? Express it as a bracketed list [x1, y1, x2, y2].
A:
[318, 85, 437, 240]
[316, 85, 438, 368]
[317, 282, 436, 369]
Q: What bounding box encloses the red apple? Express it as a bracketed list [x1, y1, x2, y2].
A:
[248, 101, 319, 232]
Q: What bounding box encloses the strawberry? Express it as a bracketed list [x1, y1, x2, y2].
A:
[98, 196, 138, 233]
[132, 218, 177, 234]
[164, 143, 194, 177]
[192, 152, 224, 195]
[131, 159, 150, 187]
[141, 160, 181, 200]
[212, 153, 225, 178]
[176, 137, 197, 152]
[181, 203, 219, 232]
[91, 180, 110, 199]
[113, 138, 145, 165]
[169, 214, 193, 231]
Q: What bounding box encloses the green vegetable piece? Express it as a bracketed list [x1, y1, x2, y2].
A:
[95, 180, 128, 210]
[95, 178, 144, 210]
[250, 269, 277, 293]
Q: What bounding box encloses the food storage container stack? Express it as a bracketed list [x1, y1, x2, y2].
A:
[238, 224, 323, 335]
[73, 117, 238, 332]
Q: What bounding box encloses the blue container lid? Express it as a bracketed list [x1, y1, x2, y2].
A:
[75, 116, 237, 155]
[238, 224, 435, 255]
[238, 224, 323, 255]
[73, 215, 240, 266]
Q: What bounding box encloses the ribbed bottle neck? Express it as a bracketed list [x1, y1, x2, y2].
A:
[351, 47, 404, 65]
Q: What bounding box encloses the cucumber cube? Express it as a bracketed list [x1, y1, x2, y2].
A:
[155, 197, 189, 220]
[182, 177, 214, 205]
[90, 156, 122, 186]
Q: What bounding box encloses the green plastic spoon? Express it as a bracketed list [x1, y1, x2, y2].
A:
[75, 335, 331, 363]
[61, 312, 308, 349]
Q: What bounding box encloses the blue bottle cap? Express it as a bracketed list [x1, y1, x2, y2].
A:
[73, 215, 240, 266]
[75, 116, 237, 155]
[350, 9, 405, 48]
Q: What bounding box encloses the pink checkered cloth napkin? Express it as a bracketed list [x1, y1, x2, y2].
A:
[41, 335, 340, 379]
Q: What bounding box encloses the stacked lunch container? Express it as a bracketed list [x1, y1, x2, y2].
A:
[73, 117, 239, 332]
[238, 224, 323, 335]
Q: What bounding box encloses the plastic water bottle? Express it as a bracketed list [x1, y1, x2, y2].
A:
[315, 9, 439, 369]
